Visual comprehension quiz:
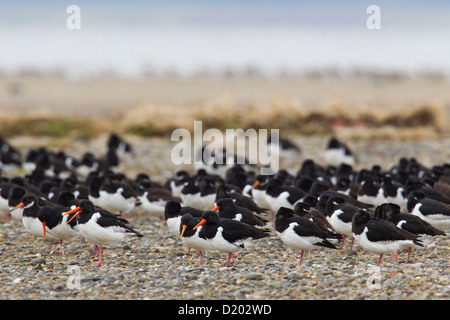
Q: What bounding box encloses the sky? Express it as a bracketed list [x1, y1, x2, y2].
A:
[0, 0, 449, 79]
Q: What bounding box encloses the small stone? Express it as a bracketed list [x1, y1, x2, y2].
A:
[245, 273, 264, 280]
[30, 257, 46, 265]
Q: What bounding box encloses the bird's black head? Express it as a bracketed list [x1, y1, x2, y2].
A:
[352, 209, 371, 228]
[294, 202, 310, 216]
[164, 201, 182, 219]
[276, 206, 295, 220]
[215, 198, 235, 209]
[76, 199, 95, 213]
[201, 211, 219, 223]
[302, 195, 318, 207]
[180, 213, 194, 225]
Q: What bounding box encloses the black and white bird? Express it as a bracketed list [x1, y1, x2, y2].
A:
[352, 209, 423, 265]
[179, 213, 214, 265]
[213, 198, 270, 228]
[199, 177, 218, 211]
[379, 175, 406, 210]
[357, 175, 384, 207]
[64, 200, 143, 267]
[137, 181, 181, 217]
[169, 170, 190, 197]
[250, 175, 271, 210]
[406, 191, 450, 230]
[180, 177, 203, 209]
[325, 196, 361, 249]
[265, 177, 309, 213]
[164, 200, 203, 237]
[275, 207, 338, 266]
[88, 175, 137, 217]
[17, 195, 60, 252]
[215, 184, 267, 215]
[324, 137, 355, 167]
[374, 203, 446, 262]
[37, 205, 81, 255]
[294, 202, 342, 244]
[193, 211, 270, 267]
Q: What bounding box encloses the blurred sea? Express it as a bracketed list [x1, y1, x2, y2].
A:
[1, 0, 449, 80]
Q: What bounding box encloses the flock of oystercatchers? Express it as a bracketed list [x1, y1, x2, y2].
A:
[0, 134, 449, 268]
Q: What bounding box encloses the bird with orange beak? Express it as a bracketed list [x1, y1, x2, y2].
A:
[37, 205, 81, 255]
[179, 213, 214, 265]
[193, 211, 270, 267]
[62, 200, 143, 267]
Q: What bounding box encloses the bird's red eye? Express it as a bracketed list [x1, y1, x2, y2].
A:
[209, 215, 212, 218]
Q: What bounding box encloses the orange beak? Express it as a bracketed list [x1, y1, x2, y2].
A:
[42, 221, 46, 239]
[251, 180, 260, 189]
[63, 206, 81, 224]
[193, 219, 206, 230]
[10, 202, 24, 212]
[180, 225, 187, 239]
[211, 206, 219, 211]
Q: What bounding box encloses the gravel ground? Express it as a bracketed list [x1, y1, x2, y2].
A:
[0, 134, 449, 300]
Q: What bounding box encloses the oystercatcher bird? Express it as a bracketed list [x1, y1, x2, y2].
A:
[357, 175, 384, 207]
[309, 181, 373, 209]
[199, 177, 218, 210]
[37, 205, 80, 255]
[294, 202, 342, 243]
[324, 137, 355, 167]
[107, 133, 132, 158]
[267, 135, 301, 158]
[63, 199, 143, 267]
[352, 209, 423, 265]
[275, 207, 338, 266]
[380, 175, 406, 210]
[164, 200, 203, 237]
[405, 178, 450, 204]
[179, 213, 214, 264]
[180, 177, 203, 209]
[406, 191, 450, 230]
[76, 152, 99, 178]
[213, 198, 270, 228]
[193, 210, 270, 267]
[16, 195, 60, 251]
[325, 196, 361, 249]
[137, 181, 181, 217]
[250, 175, 271, 210]
[374, 203, 446, 262]
[169, 170, 190, 197]
[215, 184, 267, 215]
[88, 174, 137, 217]
[265, 177, 309, 213]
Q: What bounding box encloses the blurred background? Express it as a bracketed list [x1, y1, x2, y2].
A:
[0, 0, 449, 139]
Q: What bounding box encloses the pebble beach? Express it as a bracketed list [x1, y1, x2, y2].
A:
[0, 134, 448, 301]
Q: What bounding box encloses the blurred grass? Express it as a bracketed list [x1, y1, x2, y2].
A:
[0, 98, 446, 140]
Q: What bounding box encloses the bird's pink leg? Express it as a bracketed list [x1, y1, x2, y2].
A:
[405, 248, 412, 263]
[298, 250, 304, 266]
[340, 234, 346, 248]
[199, 251, 203, 265]
[94, 246, 103, 267]
[377, 254, 384, 265]
[59, 240, 63, 256]
[225, 252, 233, 267]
